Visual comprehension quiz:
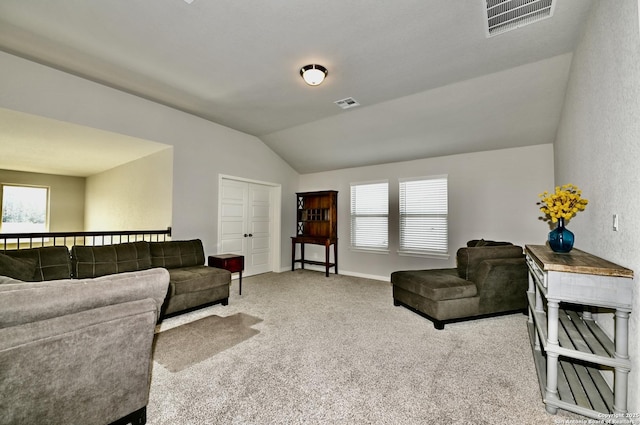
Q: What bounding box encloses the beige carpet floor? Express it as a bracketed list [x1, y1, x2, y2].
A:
[148, 270, 582, 425]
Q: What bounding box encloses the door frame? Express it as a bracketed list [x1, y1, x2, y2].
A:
[217, 174, 281, 275]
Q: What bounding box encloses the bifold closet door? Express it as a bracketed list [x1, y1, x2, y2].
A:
[219, 179, 272, 276]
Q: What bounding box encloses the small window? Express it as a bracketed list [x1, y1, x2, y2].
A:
[350, 181, 388, 250]
[399, 176, 448, 256]
[0, 185, 49, 234]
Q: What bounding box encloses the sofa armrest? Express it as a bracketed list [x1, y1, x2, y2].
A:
[473, 258, 528, 314]
[0, 291, 160, 424]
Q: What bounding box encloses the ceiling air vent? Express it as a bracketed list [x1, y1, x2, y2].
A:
[334, 97, 360, 110]
[484, 0, 556, 37]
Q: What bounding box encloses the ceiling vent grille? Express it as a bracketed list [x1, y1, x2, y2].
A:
[334, 97, 360, 110]
[485, 0, 555, 37]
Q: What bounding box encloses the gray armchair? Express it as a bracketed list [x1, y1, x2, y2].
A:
[391, 240, 528, 329]
[0, 268, 170, 425]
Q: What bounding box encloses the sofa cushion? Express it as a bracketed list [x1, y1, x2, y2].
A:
[167, 265, 231, 295]
[391, 269, 477, 301]
[150, 240, 205, 269]
[457, 245, 524, 282]
[2, 246, 72, 281]
[0, 252, 37, 281]
[72, 241, 151, 278]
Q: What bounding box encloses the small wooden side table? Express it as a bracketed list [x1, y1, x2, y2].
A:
[208, 254, 244, 295]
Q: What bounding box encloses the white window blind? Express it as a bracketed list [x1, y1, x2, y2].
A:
[350, 181, 388, 250]
[399, 176, 448, 255]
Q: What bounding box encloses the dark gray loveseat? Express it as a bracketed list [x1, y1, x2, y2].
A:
[0, 239, 231, 318]
[391, 240, 528, 329]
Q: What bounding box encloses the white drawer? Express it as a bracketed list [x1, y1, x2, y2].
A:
[526, 253, 547, 288]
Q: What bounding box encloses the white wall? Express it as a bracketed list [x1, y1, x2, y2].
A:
[299, 144, 554, 280]
[0, 51, 299, 268]
[84, 148, 173, 231]
[554, 0, 640, 414]
[0, 169, 85, 232]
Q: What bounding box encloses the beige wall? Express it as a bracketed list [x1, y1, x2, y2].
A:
[299, 144, 554, 280]
[554, 0, 640, 413]
[0, 169, 85, 232]
[0, 149, 171, 235]
[84, 148, 173, 231]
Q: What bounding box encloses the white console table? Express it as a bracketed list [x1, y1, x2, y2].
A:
[525, 245, 634, 421]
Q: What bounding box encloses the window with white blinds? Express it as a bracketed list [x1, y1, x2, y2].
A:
[399, 176, 448, 255]
[350, 181, 388, 250]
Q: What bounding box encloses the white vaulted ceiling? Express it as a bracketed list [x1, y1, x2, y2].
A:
[0, 0, 595, 174]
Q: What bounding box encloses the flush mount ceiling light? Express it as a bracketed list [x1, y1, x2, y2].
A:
[300, 64, 328, 86]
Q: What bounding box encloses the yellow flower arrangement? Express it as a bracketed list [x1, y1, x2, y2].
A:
[538, 183, 588, 224]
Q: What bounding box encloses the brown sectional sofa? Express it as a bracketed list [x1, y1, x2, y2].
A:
[0, 267, 170, 425]
[0, 239, 230, 425]
[391, 240, 529, 329]
[0, 239, 231, 318]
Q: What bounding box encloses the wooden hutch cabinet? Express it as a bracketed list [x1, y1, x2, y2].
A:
[291, 190, 338, 277]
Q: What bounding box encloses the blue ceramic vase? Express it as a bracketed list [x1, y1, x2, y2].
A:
[548, 218, 574, 253]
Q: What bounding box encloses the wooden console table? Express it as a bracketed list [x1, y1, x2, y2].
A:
[525, 245, 634, 421]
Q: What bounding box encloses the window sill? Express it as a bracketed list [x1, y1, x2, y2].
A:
[350, 247, 390, 255]
[397, 250, 450, 260]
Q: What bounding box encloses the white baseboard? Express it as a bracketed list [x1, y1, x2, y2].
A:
[277, 264, 389, 282]
[339, 269, 390, 282]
